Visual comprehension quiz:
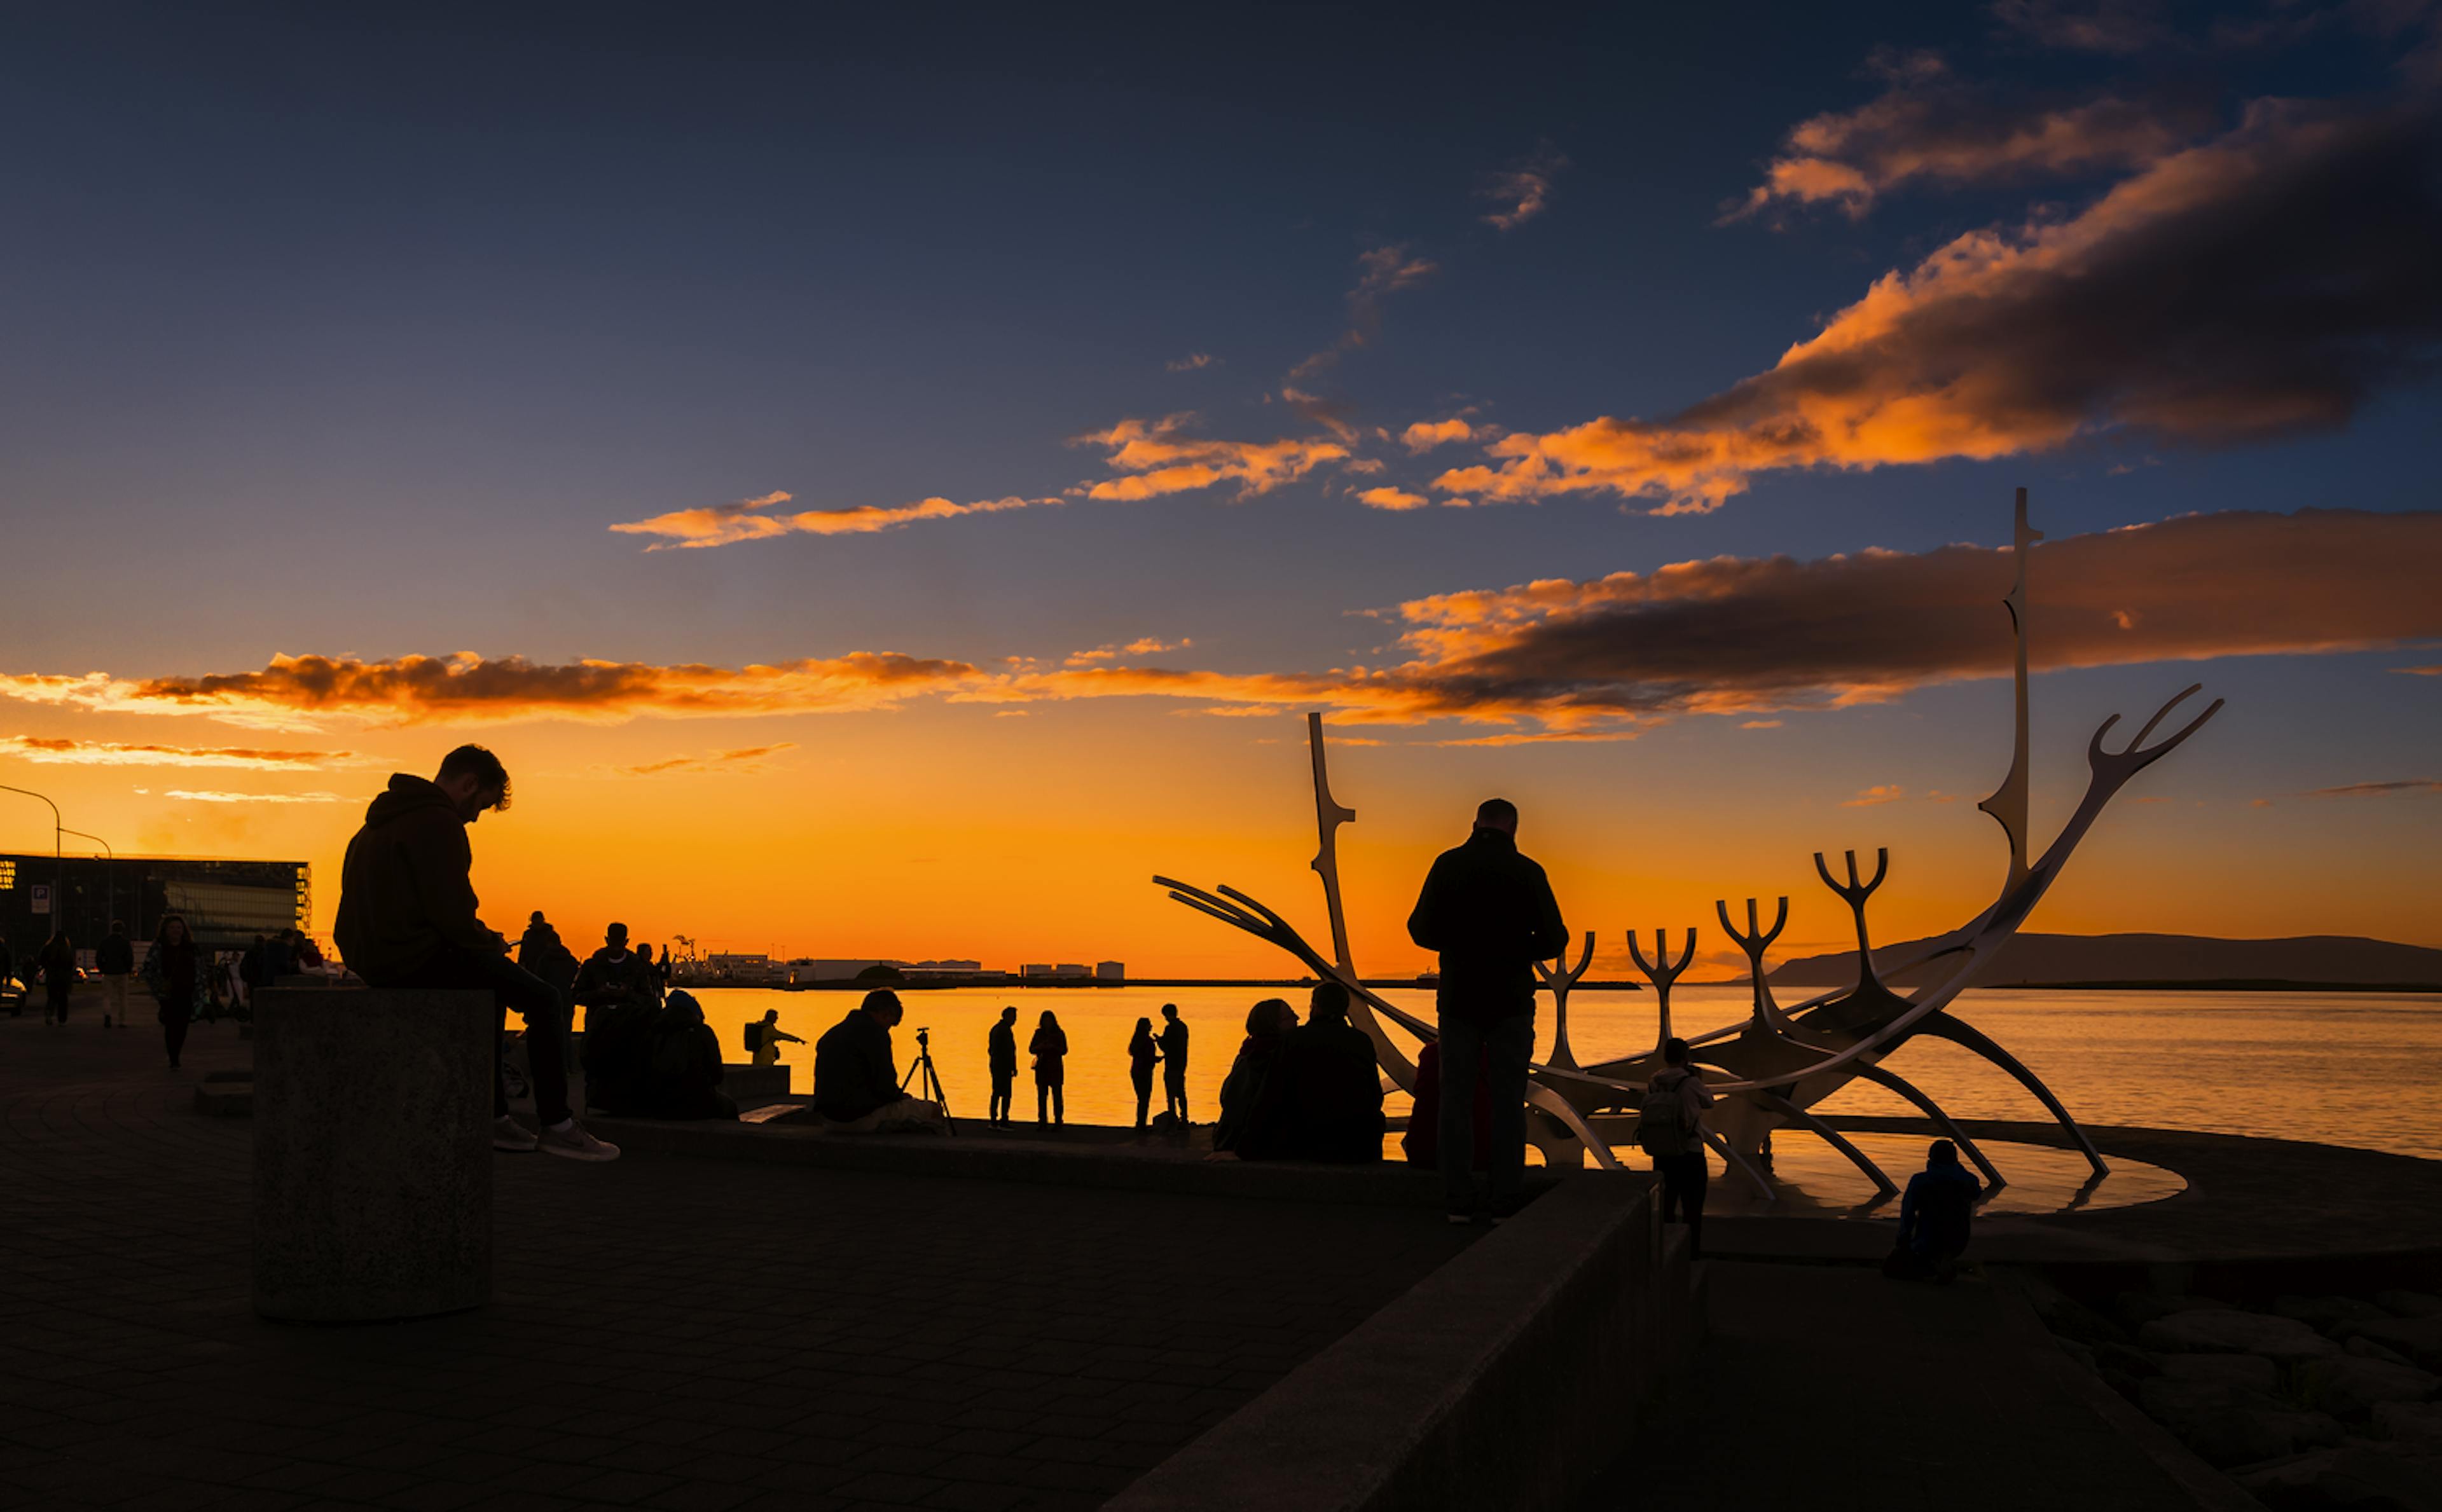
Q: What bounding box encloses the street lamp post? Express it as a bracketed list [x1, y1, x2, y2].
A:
[61, 828, 115, 943]
[0, 782, 64, 935]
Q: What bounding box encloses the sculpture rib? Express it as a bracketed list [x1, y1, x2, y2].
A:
[1755, 1092, 1900, 1199]
[1856, 1062, 2006, 1190]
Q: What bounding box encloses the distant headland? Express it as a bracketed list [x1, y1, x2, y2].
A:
[1763, 932, 2442, 993]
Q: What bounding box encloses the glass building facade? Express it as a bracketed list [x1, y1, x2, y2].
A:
[0, 852, 310, 958]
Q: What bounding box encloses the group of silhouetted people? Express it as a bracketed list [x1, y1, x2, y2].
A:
[1211, 981, 1388, 1162]
[976, 1002, 1191, 1129]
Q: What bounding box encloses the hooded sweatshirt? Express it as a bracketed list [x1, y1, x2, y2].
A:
[333, 774, 503, 982]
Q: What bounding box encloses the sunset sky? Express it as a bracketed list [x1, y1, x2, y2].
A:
[4, 2, 2439, 975]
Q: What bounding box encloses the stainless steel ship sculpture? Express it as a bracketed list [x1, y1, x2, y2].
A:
[1154, 490, 2221, 1200]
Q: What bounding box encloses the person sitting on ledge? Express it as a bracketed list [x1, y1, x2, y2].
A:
[1889, 1139, 1982, 1284]
[334, 744, 617, 1161]
[811, 989, 944, 1134]
[1213, 998, 1297, 1158]
[576, 923, 658, 1115]
[1279, 982, 1386, 1163]
[632, 990, 736, 1120]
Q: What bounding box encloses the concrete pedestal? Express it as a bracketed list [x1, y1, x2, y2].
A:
[253, 986, 493, 1321]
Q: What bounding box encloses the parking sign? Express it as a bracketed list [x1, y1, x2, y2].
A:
[31, 883, 51, 915]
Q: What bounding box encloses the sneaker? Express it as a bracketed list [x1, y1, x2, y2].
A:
[493, 1115, 539, 1153]
[538, 1120, 619, 1162]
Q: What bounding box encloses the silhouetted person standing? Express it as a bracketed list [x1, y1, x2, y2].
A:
[334, 745, 617, 1161]
[96, 921, 134, 1028]
[0, 935, 17, 1015]
[575, 923, 656, 1115]
[750, 1008, 803, 1067]
[1030, 1010, 1068, 1125]
[143, 915, 202, 1068]
[1128, 1016, 1159, 1129]
[1158, 1003, 1189, 1124]
[38, 930, 75, 1026]
[1639, 1038, 1714, 1258]
[1407, 797, 1566, 1223]
[988, 1007, 1019, 1124]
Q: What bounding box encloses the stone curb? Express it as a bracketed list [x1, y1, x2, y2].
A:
[1105, 1172, 1681, 1512]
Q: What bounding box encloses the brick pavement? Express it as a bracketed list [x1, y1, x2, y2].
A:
[0, 993, 1477, 1511]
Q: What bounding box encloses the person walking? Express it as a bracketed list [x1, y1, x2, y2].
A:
[0, 935, 17, 1015]
[988, 1007, 1019, 1124]
[96, 921, 135, 1028]
[1638, 1038, 1715, 1258]
[333, 745, 616, 1160]
[1030, 1009, 1068, 1126]
[1406, 797, 1567, 1225]
[142, 914, 204, 1069]
[1157, 1003, 1190, 1124]
[37, 930, 76, 1026]
[1128, 1016, 1160, 1130]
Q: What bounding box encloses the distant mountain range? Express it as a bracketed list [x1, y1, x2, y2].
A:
[1765, 933, 2442, 991]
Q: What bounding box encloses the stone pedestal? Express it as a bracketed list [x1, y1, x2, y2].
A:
[253, 986, 493, 1321]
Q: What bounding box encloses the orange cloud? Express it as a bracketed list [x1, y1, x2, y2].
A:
[1481, 145, 1568, 230]
[0, 652, 990, 731]
[617, 743, 797, 777]
[1066, 637, 1191, 666]
[0, 736, 358, 769]
[1842, 784, 1907, 807]
[165, 790, 347, 804]
[1356, 487, 1431, 511]
[611, 491, 1049, 549]
[1451, 99, 2442, 512]
[14, 509, 2434, 743]
[1166, 352, 1217, 371]
[1071, 415, 1349, 501]
[1400, 418, 1474, 452]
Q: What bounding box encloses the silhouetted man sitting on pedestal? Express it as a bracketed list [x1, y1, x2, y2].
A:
[334, 745, 618, 1161]
[811, 989, 944, 1134]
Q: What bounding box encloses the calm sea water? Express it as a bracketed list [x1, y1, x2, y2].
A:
[686, 984, 2442, 1160]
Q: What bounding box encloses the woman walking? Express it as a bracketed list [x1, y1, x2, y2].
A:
[1128, 1016, 1160, 1129]
[1030, 1009, 1068, 1126]
[143, 916, 203, 1068]
[37, 930, 76, 1026]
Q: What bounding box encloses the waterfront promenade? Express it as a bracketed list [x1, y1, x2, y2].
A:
[0, 996, 1474, 1511]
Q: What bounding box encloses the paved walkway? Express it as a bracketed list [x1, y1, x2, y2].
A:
[0, 995, 1475, 1511]
[1583, 1261, 2206, 1512]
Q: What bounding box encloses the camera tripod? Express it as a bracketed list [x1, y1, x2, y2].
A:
[901, 1026, 955, 1136]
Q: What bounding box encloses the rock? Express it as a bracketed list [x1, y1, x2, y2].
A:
[2237, 1445, 2442, 1512]
[2095, 1340, 2165, 1378]
[2162, 1353, 2281, 1394]
[2280, 1295, 2401, 1335]
[2057, 1338, 2098, 1372]
[2379, 1292, 2442, 1320]
[2300, 1357, 2442, 1419]
[2143, 1309, 2344, 1364]
[2118, 1291, 2240, 1330]
[2377, 1401, 2442, 1452]
[2139, 1378, 2345, 1468]
[2342, 1316, 2442, 1372]
[2355, 1337, 2422, 1369]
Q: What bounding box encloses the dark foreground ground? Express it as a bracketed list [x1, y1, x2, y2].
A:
[0, 995, 1475, 1511]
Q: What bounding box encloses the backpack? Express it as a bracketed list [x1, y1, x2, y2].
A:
[1636, 1071, 1699, 1157]
[742, 1021, 765, 1054]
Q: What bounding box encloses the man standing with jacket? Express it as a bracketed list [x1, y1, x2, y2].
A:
[334, 745, 616, 1161]
[96, 921, 135, 1029]
[1407, 798, 1566, 1223]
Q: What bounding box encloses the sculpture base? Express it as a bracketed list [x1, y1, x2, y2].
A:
[253, 986, 494, 1322]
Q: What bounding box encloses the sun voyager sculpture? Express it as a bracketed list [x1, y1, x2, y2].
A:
[1154, 490, 2223, 1200]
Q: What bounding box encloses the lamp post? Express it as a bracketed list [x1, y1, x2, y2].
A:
[0, 783, 64, 935]
[61, 828, 114, 943]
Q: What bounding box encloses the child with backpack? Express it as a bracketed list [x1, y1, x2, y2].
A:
[1638, 1038, 1715, 1258]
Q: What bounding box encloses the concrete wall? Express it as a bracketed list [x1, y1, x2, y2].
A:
[1106, 1172, 1694, 1512]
